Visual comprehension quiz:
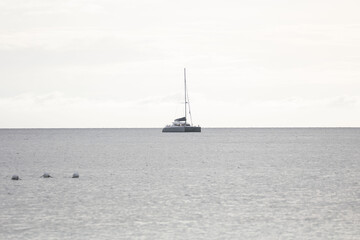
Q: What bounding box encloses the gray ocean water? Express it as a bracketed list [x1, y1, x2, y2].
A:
[1, 128, 359, 239]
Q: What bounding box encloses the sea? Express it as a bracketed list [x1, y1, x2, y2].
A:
[0, 128, 359, 239]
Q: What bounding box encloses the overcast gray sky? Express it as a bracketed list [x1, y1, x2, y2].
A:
[1, 0, 359, 128]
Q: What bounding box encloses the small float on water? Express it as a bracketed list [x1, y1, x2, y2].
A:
[10, 172, 81, 180]
[72, 172, 79, 178]
[41, 173, 52, 178]
[11, 175, 20, 180]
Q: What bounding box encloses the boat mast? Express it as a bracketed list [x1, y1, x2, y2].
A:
[184, 68, 187, 125]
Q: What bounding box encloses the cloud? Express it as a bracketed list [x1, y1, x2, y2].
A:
[243, 96, 360, 110]
[0, 0, 106, 16]
[0, 91, 188, 112]
[136, 93, 183, 106]
[1, 1, 360, 127]
[0, 93, 359, 128]
[0, 92, 124, 110]
[0, 92, 187, 127]
[0, 28, 126, 51]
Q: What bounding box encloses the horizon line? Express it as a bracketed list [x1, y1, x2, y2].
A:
[1, 127, 359, 130]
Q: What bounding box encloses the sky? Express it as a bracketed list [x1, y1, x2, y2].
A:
[1, 0, 359, 128]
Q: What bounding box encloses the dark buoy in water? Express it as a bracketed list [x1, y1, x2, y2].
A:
[41, 173, 52, 178]
[11, 175, 20, 180]
[72, 172, 79, 178]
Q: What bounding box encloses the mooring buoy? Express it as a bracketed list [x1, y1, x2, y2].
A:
[41, 173, 52, 178]
[11, 175, 20, 180]
[72, 172, 79, 178]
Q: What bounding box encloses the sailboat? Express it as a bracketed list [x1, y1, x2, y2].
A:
[162, 68, 201, 133]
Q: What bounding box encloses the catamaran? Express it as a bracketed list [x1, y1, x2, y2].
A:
[162, 69, 201, 133]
